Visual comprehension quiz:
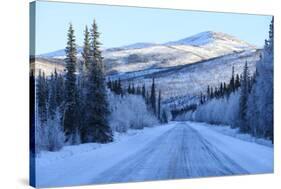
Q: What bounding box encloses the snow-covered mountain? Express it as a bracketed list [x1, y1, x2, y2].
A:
[36, 31, 260, 107]
[103, 31, 256, 75]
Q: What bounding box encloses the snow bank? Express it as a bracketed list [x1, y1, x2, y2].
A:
[196, 122, 273, 147]
[187, 121, 273, 174]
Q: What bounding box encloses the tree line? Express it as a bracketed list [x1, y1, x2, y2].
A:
[107, 77, 168, 123]
[36, 20, 113, 152]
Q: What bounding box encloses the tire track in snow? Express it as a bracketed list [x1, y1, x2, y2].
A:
[91, 122, 248, 184]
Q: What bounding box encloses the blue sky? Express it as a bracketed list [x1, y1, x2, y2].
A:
[34, 0, 272, 55]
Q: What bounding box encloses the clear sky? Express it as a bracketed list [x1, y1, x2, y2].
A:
[34, 0, 272, 55]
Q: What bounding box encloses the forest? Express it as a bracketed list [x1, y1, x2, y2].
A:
[31, 20, 168, 153]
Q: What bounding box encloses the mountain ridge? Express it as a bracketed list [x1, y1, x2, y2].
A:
[39, 31, 255, 58]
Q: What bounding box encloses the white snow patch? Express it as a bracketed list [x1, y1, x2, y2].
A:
[35, 123, 177, 187]
[187, 121, 273, 174]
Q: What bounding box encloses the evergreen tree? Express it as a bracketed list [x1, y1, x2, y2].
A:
[37, 70, 48, 125]
[210, 87, 214, 99]
[53, 69, 64, 108]
[229, 66, 235, 92]
[158, 90, 161, 119]
[131, 83, 135, 94]
[219, 83, 223, 97]
[142, 84, 146, 99]
[146, 90, 150, 104]
[82, 19, 113, 143]
[82, 25, 91, 71]
[107, 80, 112, 90]
[117, 78, 122, 95]
[207, 85, 210, 99]
[48, 73, 57, 120]
[235, 74, 240, 89]
[150, 78, 157, 115]
[127, 83, 131, 94]
[200, 92, 204, 104]
[247, 17, 273, 142]
[239, 61, 250, 133]
[63, 23, 79, 144]
[265, 17, 274, 53]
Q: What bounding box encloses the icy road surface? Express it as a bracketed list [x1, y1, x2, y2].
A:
[36, 122, 273, 187]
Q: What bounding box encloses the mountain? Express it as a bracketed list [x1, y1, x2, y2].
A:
[165, 31, 253, 47]
[35, 31, 260, 107]
[103, 31, 256, 75]
[40, 46, 83, 59]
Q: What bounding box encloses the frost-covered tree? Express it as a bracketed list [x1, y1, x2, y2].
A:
[48, 73, 57, 120]
[37, 70, 48, 125]
[157, 90, 161, 120]
[235, 74, 240, 89]
[82, 25, 91, 72]
[109, 92, 158, 132]
[142, 84, 146, 99]
[150, 78, 156, 115]
[239, 61, 250, 133]
[82, 20, 113, 143]
[229, 66, 235, 93]
[35, 110, 65, 153]
[54, 70, 64, 109]
[63, 23, 79, 144]
[247, 17, 273, 141]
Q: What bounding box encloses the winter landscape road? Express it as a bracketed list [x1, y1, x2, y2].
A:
[36, 122, 273, 187]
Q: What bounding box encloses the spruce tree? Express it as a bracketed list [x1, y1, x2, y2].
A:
[107, 80, 112, 90]
[82, 25, 91, 72]
[131, 83, 135, 94]
[150, 78, 156, 115]
[158, 90, 161, 120]
[207, 85, 210, 99]
[142, 84, 146, 99]
[82, 19, 113, 143]
[117, 78, 122, 95]
[146, 90, 150, 104]
[200, 92, 204, 104]
[239, 61, 250, 133]
[37, 70, 48, 125]
[229, 66, 235, 92]
[235, 74, 240, 89]
[127, 83, 131, 94]
[48, 73, 57, 120]
[53, 69, 63, 107]
[63, 23, 79, 144]
[219, 83, 223, 97]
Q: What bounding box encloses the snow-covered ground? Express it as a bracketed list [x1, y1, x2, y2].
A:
[188, 122, 273, 173]
[186, 121, 273, 147]
[35, 121, 273, 188]
[35, 123, 177, 187]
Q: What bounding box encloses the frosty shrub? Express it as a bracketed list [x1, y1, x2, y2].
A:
[109, 92, 158, 132]
[179, 92, 240, 128]
[35, 111, 65, 153]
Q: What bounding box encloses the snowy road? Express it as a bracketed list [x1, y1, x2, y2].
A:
[92, 122, 248, 184]
[36, 121, 273, 187]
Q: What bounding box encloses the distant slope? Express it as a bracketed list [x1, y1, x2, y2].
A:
[111, 49, 260, 109]
[103, 31, 256, 75]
